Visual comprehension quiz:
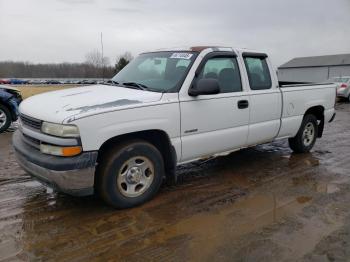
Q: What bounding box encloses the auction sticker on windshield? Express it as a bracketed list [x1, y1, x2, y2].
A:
[170, 53, 193, 59]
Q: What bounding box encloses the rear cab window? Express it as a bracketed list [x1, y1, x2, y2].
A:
[243, 54, 272, 90]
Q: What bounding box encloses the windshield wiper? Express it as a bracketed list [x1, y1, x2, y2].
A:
[102, 80, 120, 86]
[122, 82, 149, 91]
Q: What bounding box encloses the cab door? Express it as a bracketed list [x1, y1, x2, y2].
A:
[242, 53, 282, 145]
[179, 52, 250, 163]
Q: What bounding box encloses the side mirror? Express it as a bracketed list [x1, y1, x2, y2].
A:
[188, 78, 220, 96]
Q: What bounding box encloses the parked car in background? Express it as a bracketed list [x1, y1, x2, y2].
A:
[9, 79, 28, 85]
[329, 76, 350, 101]
[0, 85, 22, 133]
[81, 80, 96, 85]
[27, 79, 42, 85]
[0, 79, 10, 84]
[45, 80, 62, 85]
[14, 46, 336, 208]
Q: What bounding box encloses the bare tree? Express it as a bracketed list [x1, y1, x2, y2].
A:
[85, 49, 110, 67]
[85, 49, 110, 77]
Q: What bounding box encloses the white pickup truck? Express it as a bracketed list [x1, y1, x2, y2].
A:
[13, 46, 336, 208]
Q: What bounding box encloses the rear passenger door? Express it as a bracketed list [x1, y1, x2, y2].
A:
[242, 53, 282, 145]
[180, 52, 250, 162]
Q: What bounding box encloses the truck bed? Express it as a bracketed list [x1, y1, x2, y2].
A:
[278, 81, 329, 88]
[277, 82, 336, 139]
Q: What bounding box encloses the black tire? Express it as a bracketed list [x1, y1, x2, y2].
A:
[0, 104, 12, 133]
[96, 140, 164, 209]
[289, 114, 318, 153]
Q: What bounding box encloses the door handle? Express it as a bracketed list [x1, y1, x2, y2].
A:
[237, 100, 249, 109]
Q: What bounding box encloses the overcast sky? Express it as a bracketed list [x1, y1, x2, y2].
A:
[1, 0, 350, 66]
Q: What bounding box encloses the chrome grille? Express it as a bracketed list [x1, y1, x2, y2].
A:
[22, 133, 41, 150]
[20, 114, 42, 130]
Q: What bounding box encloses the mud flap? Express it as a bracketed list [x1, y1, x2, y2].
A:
[165, 145, 178, 186]
[317, 118, 324, 138]
[165, 168, 177, 186]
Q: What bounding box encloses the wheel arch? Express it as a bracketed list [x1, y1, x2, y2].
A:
[304, 105, 325, 138]
[96, 129, 177, 185]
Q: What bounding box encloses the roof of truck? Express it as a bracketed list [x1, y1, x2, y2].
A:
[147, 46, 261, 54]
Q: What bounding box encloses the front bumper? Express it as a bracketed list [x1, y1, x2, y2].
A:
[12, 130, 98, 196]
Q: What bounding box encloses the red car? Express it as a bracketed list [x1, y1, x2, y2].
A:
[0, 79, 10, 84]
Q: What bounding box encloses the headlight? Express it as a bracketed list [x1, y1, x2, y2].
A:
[41, 122, 80, 137]
[40, 144, 82, 157]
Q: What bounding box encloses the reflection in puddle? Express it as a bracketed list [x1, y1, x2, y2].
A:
[296, 196, 312, 204]
[316, 183, 340, 194]
[293, 175, 341, 195]
[1, 109, 350, 262]
[288, 153, 320, 167]
[153, 190, 316, 261]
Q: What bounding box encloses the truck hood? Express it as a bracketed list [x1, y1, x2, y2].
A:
[19, 85, 163, 123]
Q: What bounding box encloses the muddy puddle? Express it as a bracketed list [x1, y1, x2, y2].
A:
[1, 103, 350, 261]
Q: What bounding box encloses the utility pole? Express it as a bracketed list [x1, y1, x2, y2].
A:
[101, 32, 105, 81]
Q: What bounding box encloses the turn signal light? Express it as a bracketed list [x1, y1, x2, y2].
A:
[40, 144, 82, 157]
[62, 146, 83, 157]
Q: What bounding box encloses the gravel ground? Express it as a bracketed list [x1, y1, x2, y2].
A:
[0, 102, 349, 261]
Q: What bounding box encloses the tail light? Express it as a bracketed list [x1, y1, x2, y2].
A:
[340, 83, 347, 88]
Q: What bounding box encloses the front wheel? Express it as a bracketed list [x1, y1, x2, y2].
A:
[289, 114, 318, 153]
[96, 140, 164, 209]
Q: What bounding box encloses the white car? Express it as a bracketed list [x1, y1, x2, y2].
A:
[13, 46, 336, 208]
[330, 76, 350, 101]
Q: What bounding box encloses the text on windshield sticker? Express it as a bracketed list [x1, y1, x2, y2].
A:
[170, 53, 193, 59]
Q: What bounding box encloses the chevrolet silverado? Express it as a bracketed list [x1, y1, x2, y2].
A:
[13, 46, 336, 208]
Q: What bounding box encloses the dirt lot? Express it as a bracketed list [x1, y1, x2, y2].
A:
[1, 102, 350, 261]
[15, 85, 78, 99]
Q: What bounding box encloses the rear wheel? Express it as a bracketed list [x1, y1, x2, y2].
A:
[289, 114, 318, 153]
[96, 140, 164, 209]
[0, 104, 11, 133]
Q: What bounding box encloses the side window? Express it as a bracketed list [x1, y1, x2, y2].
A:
[198, 57, 242, 93]
[244, 57, 272, 90]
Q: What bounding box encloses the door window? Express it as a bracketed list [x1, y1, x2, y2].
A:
[244, 57, 272, 90]
[198, 57, 242, 93]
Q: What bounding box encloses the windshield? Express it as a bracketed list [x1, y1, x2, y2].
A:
[331, 77, 350, 83]
[111, 51, 198, 92]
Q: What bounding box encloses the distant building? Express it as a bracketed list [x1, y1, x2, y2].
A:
[278, 53, 350, 83]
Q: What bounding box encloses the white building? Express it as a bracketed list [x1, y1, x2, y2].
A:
[278, 54, 350, 83]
